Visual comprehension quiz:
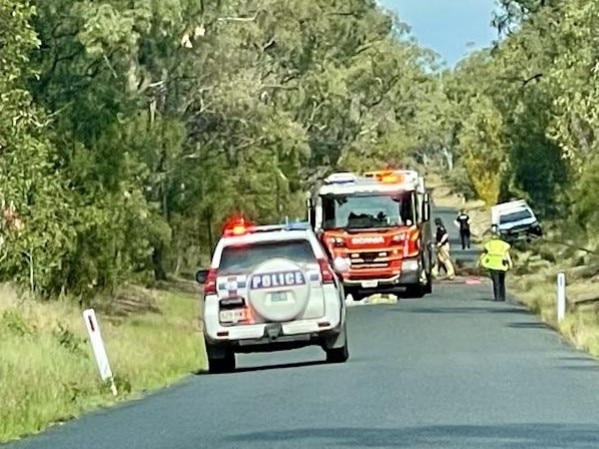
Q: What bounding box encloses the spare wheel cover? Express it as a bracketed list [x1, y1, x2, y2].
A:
[247, 258, 311, 322]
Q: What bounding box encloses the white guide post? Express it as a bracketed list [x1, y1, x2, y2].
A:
[557, 272, 566, 323]
[83, 309, 118, 396]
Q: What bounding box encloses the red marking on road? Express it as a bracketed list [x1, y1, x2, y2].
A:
[437, 276, 484, 285]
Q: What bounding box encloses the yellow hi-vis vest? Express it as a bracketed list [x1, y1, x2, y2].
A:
[481, 238, 511, 271]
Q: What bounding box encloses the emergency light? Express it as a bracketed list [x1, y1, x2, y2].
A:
[222, 215, 255, 236]
[364, 170, 405, 184]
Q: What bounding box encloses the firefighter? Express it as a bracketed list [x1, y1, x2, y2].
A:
[454, 209, 471, 250]
[433, 218, 455, 280]
[479, 225, 513, 301]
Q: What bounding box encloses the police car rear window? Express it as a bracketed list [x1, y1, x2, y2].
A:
[218, 240, 316, 274]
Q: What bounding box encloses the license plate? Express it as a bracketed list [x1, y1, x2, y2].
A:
[269, 291, 289, 302]
[361, 280, 378, 288]
[219, 309, 247, 323]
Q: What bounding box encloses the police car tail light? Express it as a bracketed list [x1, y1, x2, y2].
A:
[203, 269, 218, 295]
[318, 258, 335, 284]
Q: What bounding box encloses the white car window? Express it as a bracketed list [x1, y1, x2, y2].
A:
[218, 239, 317, 275]
[499, 209, 533, 225]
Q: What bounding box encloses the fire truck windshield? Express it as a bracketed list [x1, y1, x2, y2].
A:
[321, 192, 416, 230]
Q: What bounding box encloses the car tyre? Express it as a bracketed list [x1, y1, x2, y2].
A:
[404, 284, 426, 298]
[207, 345, 236, 374]
[324, 323, 349, 363]
[326, 343, 349, 363]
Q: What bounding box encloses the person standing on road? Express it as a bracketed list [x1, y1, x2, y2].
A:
[454, 209, 471, 250]
[434, 218, 455, 280]
[479, 225, 513, 301]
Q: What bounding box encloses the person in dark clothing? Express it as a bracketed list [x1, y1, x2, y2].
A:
[454, 210, 471, 250]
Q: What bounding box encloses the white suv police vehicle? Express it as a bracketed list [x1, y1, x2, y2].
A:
[195, 218, 350, 373]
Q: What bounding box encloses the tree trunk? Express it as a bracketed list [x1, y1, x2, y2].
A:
[152, 245, 168, 281]
[174, 253, 182, 276]
[441, 147, 454, 171]
[206, 211, 214, 253]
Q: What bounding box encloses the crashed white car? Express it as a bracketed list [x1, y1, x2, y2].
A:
[491, 200, 543, 242]
[196, 219, 350, 373]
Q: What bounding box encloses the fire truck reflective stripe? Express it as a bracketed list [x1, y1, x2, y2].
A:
[250, 271, 305, 290]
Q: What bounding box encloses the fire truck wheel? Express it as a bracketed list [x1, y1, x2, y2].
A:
[404, 285, 426, 298]
[345, 287, 363, 301]
[425, 271, 433, 294]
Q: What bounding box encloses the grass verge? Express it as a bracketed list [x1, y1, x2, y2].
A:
[426, 168, 599, 358]
[507, 252, 599, 357]
[0, 282, 206, 443]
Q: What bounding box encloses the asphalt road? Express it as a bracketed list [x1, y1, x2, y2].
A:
[8, 207, 599, 449]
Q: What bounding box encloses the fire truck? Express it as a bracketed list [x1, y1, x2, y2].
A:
[306, 169, 433, 299]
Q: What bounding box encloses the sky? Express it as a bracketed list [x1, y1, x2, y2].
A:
[379, 0, 499, 67]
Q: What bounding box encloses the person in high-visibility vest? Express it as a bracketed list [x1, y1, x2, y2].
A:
[479, 225, 513, 301]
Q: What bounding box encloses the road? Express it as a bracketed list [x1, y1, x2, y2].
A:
[8, 206, 599, 449]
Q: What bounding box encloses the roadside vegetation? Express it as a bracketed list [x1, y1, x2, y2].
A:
[0, 282, 204, 442]
[428, 0, 599, 358]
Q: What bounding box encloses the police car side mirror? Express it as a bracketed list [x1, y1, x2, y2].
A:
[333, 257, 351, 273]
[195, 269, 209, 284]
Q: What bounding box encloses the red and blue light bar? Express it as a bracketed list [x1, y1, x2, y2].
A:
[221, 215, 311, 237]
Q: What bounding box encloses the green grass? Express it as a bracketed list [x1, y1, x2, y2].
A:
[0, 285, 206, 443]
[508, 268, 599, 358]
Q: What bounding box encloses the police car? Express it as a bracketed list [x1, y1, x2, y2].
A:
[195, 217, 351, 373]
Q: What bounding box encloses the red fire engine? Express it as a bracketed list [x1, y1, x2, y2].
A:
[307, 169, 433, 299]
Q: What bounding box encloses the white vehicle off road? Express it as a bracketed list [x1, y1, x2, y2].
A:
[195, 219, 350, 373]
[491, 199, 543, 243]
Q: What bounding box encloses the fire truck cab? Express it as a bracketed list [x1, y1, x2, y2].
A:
[307, 169, 433, 299]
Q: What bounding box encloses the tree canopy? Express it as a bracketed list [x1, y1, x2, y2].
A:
[1, 0, 596, 300]
[0, 0, 446, 299]
[445, 0, 598, 230]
